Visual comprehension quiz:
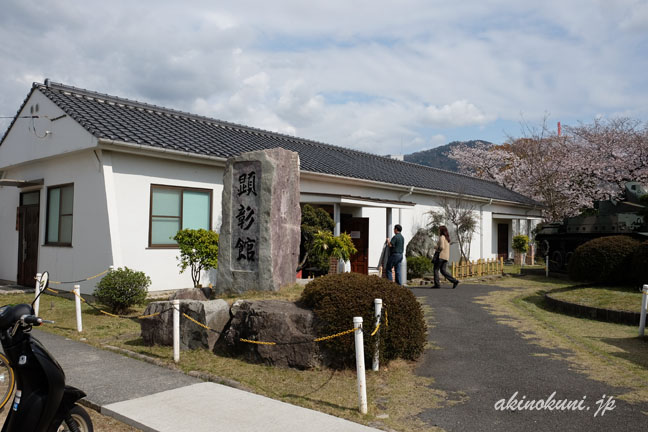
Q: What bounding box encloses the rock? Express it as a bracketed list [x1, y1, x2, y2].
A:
[217, 300, 322, 369]
[406, 228, 437, 260]
[216, 148, 301, 294]
[140, 299, 230, 350]
[169, 288, 208, 301]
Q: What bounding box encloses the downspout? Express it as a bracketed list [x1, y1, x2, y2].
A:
[398, 186, 414, 227]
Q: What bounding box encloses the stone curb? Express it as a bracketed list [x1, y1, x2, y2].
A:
[544, 290, 641, 325]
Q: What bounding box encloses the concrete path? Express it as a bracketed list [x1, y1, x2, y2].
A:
[411, 284, 648, 432]
[33, 330, 379, 432]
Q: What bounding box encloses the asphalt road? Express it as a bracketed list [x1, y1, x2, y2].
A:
[412, 284, 648, 432]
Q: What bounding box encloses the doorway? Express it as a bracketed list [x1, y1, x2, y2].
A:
[17, 191, 40, 286]
[341, 217, 369, 275]
[497, 223, 509, 260]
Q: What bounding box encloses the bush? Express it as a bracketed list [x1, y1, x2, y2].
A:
[407, 256, 433, 279]
[568, 235, 640, 284]
[94, 267, 151, 314]
[512, 235, 529, 253]
[631, 240, 648, 285]
[173, 229, 219, 287]
[300, 273, 427, 368]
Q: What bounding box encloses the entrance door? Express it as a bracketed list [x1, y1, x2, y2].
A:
[497, 223, 509, 260]
[17, 192, 40, 287]
[341, 217, 369, 275]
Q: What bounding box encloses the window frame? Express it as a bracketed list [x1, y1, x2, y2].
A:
[45, 183, 74, 247]
[148, 184, 213, 248]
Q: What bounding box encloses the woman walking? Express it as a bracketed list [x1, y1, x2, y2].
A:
[434, 226, 459, 289]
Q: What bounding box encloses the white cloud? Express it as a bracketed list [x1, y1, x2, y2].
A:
[421, 101, 489, 127]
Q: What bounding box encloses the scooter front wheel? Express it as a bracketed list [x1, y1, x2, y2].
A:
[56, 405, 94, 432]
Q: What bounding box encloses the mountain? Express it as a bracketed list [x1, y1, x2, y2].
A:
[403, 140, 492, 172]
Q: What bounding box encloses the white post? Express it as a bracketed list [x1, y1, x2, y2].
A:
[109, 265, 114, 272]
[354, 316, 367, 414]
[33, 273, 42, 316]
[639, 285, 648, 337]
[74, 285, 83, 333]
[373, 299, 382, 372]
[545, 254, 549, 277]
[173, 299, 180, 363]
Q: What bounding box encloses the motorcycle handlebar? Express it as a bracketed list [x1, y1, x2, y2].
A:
[21, 315, 43, 326]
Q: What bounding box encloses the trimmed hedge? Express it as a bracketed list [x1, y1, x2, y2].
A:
[631, 240, 648, 285]
[300, 273, 427, 369]
[94, 267, 150, 314]
[407, 256, 433, 279]
[568, 235, 640, 285]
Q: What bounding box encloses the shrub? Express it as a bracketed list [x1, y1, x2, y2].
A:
[300, 273, 427, 368]
[512, 235, 529, 253]
[631, 240, 648, 285]
[173, 229, 219, 287]
[94, 267, 151, 314]
[311, 231, 357, 261]
[299, 205, 336, 272]
[568, 235, 640, 284]
[407, 256, 433, 279]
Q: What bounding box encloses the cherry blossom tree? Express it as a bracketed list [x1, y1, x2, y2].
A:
[449, 117, 648, 222]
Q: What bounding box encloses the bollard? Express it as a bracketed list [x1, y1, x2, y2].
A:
[373, 299, 382, 372]
[74, 285, 83, 332]
[109, 265, 114, 272]
[640, 285, 648, 337]
[545, 256, 549, 278]
[173, 299, 180, 363]
[34, 273, 42, 317]
[354, 316, 367, 414]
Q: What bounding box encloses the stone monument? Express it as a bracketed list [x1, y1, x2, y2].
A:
[216, 148, 301, 293]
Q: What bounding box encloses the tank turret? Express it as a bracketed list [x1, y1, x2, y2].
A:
[535, 182, 648, 271]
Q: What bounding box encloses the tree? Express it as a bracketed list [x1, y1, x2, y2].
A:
[311, 231, 358, 262]
[426, 196, 478, 262]
[173, 229, 219, 287]
[298, 204, 335, 272]
[449, 117, 648, 222]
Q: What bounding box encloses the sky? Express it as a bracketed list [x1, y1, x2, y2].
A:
[1, 0, 647, 155]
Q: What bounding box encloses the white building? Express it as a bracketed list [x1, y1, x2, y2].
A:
[0, 81, 542, 293]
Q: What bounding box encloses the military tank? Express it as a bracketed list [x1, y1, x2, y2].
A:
[535, 182, 648, 271]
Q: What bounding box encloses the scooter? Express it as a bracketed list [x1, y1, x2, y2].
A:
[0, 272, 93, 432]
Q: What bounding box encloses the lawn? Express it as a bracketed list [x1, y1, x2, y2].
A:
[0, 287, 444, 432]
[547, 285, 644, 312]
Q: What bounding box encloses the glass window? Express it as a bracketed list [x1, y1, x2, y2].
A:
[46, 184, 73, 245]
[149, 185, 212, 246]
[20, 191, 40, 206]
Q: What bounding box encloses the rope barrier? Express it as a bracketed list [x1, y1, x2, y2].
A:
[49, 269, 110, 285]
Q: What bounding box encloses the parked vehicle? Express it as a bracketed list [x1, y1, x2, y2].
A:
[535, 182, 648, 271]
[0, 272, 93, 432]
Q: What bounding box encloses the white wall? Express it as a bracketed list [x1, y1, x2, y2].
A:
[0, 151, 113, 293]
[0, 90, 96, 170]
[108, 152, 224, 292]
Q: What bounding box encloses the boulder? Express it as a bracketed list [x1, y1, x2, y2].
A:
[140, 299, 230, 350]
[406, 228, 437, 260]
[217, 300, 322, 369]
[169, 288, 209, 301]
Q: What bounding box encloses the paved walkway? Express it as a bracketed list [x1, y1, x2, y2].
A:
[411, 284, 648, 432]
[33, 330, 379, 432]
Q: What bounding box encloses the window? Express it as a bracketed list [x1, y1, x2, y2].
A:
[149, 185, 212, 246]
[46, 184, 73, 245]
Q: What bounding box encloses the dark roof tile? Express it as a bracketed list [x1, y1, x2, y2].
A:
[7, 81, 539, 206]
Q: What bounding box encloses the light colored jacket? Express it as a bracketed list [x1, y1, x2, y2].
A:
[436, 236, 450, 261]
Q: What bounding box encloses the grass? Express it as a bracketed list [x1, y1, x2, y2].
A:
[0, 286, 444, 432]
[548, 286, 644, 312]
[474, 274, 648, 405]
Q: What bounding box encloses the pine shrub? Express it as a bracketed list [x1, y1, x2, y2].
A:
[300, 273, 427, 368]
[568, 235, 640, 285]
[94, 267, 151, 314]
[407, 256, 433, 279]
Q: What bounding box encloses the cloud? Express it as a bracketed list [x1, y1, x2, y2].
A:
[1, 0, 647, 153]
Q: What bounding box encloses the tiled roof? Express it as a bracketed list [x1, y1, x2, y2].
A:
[8, 81, 539, 206]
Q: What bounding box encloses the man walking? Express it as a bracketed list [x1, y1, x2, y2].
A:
[386, 224, 404, 285]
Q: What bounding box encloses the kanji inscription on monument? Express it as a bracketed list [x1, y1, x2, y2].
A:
[232, 161, 261, 271]
[216, 148, 301, 294]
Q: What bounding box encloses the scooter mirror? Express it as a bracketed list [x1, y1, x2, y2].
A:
[39, 271, 49, 291]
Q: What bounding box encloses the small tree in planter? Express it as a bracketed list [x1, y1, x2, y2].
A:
[173, 229, 219, 287]
[512, 235, 529, 266]
[311, 231, 358, 273]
